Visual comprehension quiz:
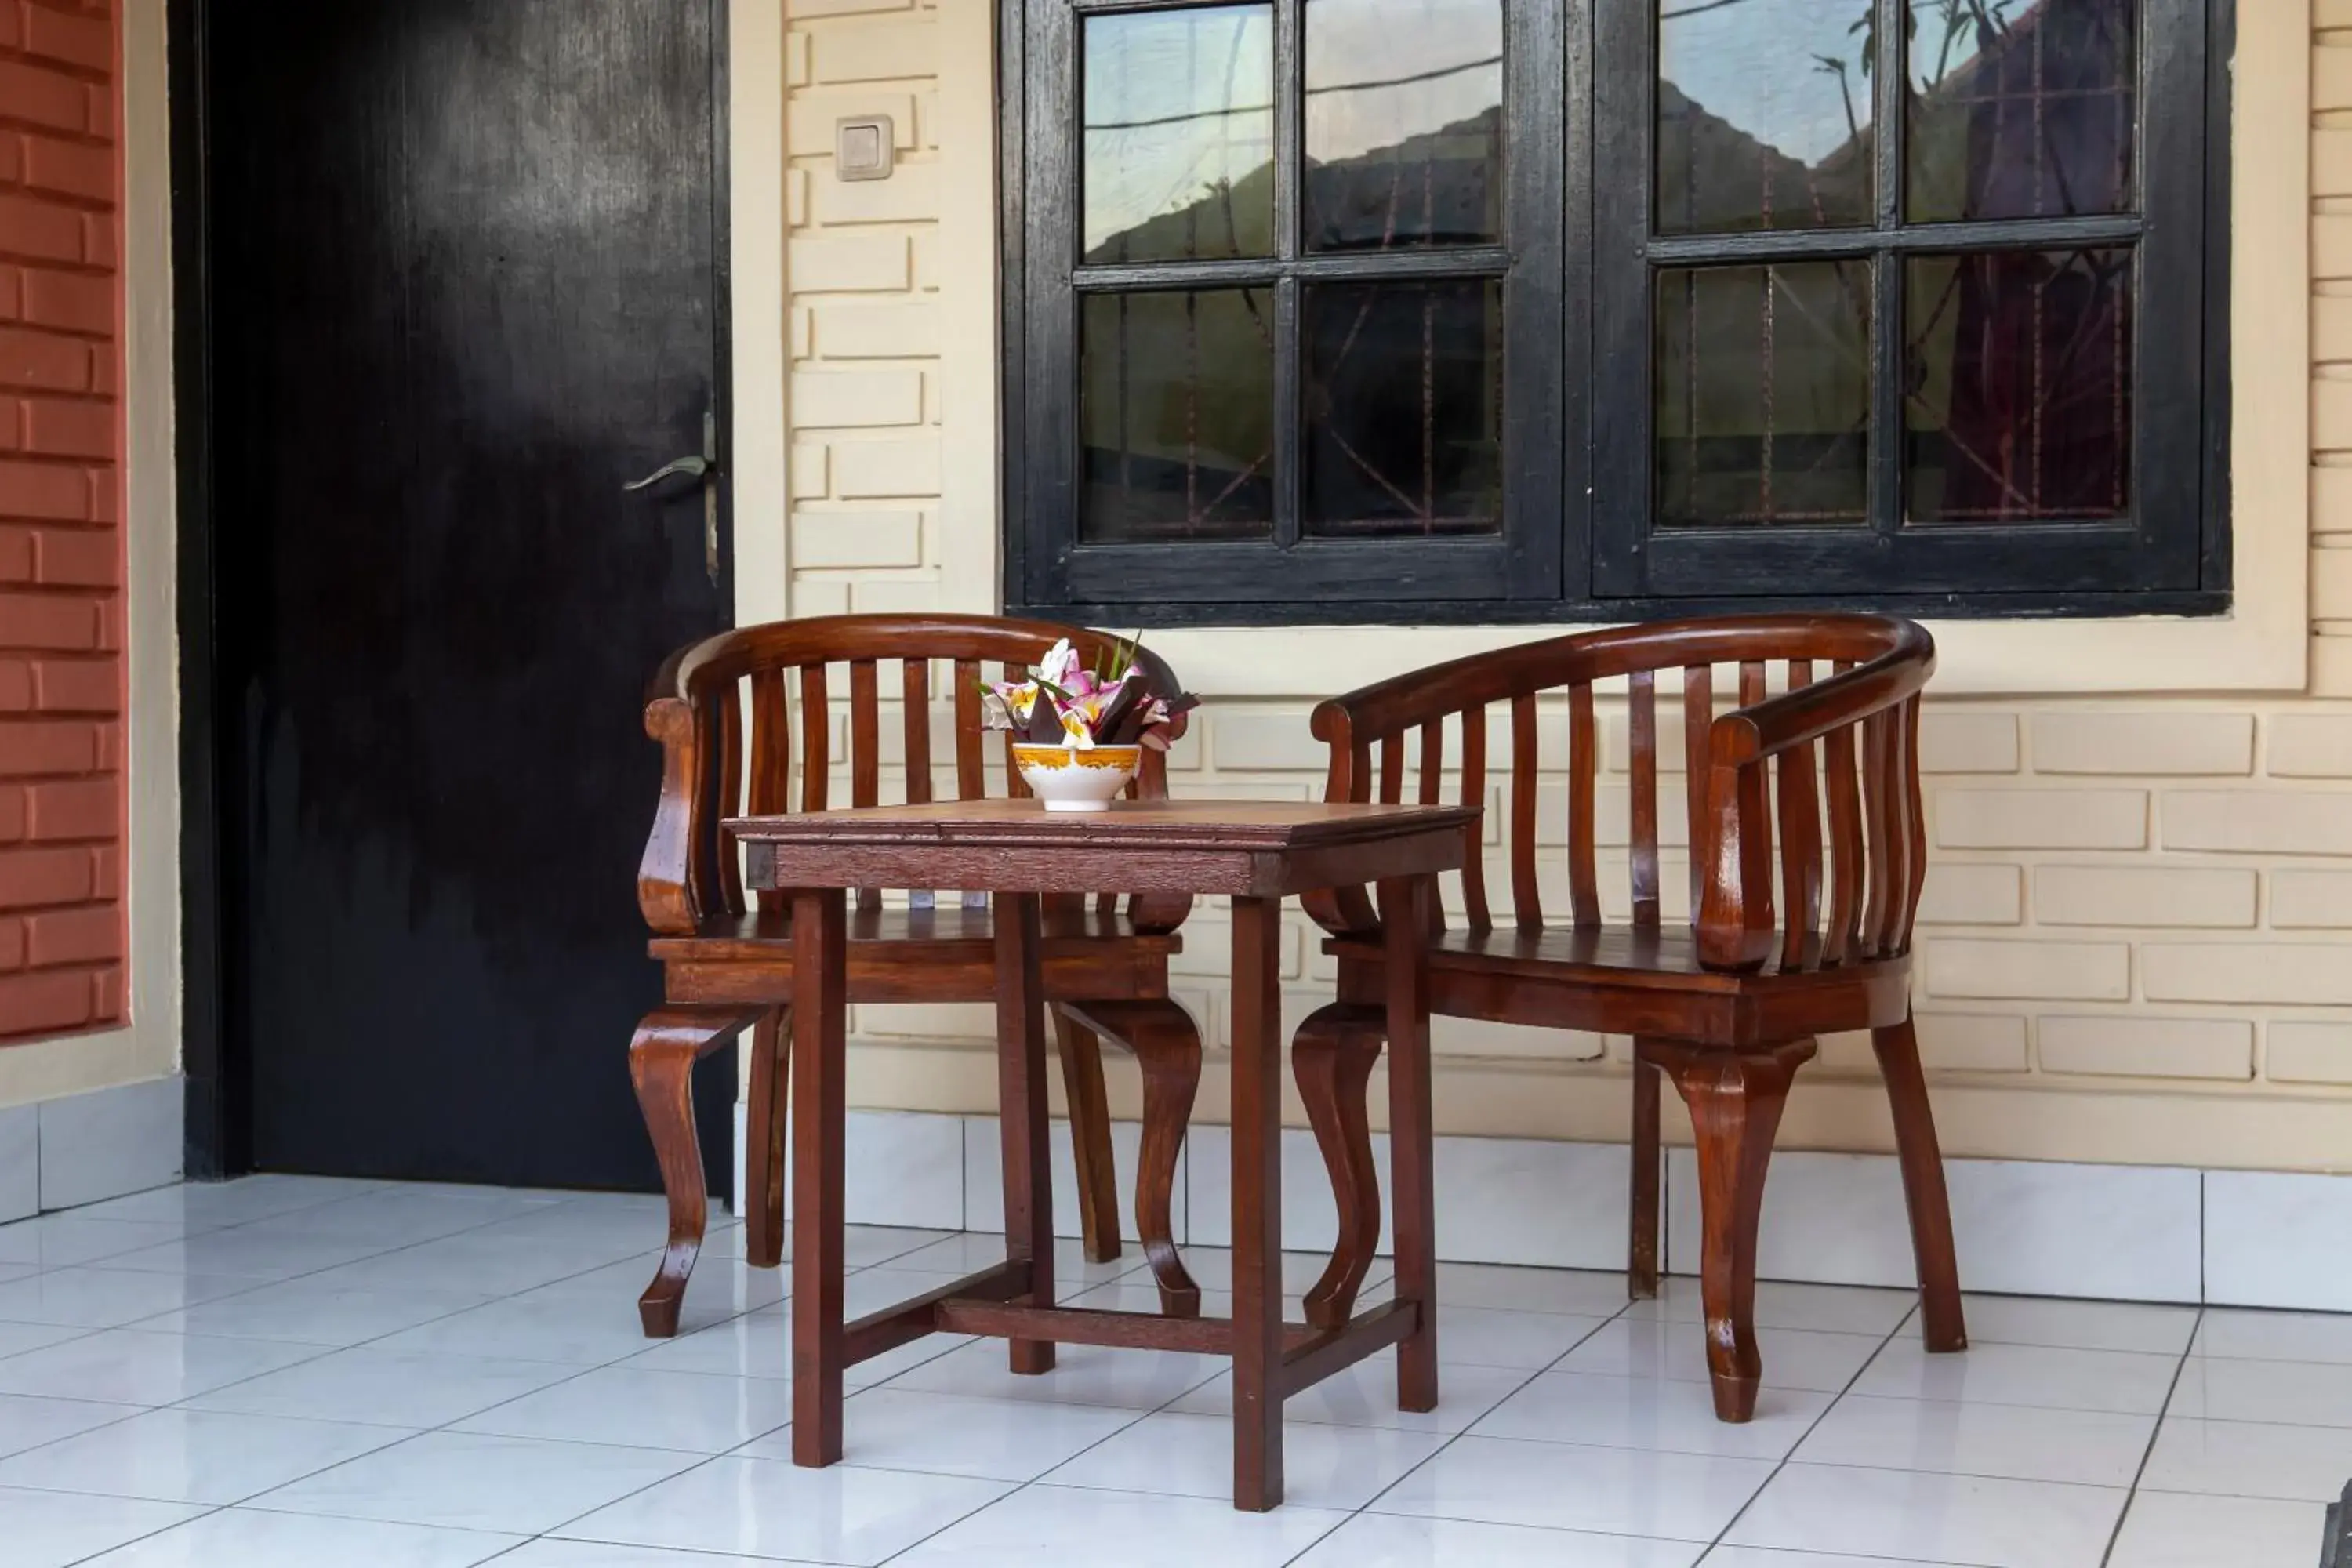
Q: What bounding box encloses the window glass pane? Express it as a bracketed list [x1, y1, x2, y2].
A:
[1080, 289, 1276, 543]
[1907, 0, 2136, 223]
[1654, 262, 1872, 528]
[1083, 6, 1275, 263]
[1303, 280, 1503, 538]
[1655, 0, 1872, 235]
[1905, 247, 2132, 523]
[1305, 0, 1502, 251]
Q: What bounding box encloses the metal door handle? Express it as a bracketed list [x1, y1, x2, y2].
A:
[622, 454, 709, 492]
[625, 410, 721, 588]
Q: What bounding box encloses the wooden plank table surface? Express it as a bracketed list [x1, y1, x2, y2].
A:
[731, 797, 1476, 1511]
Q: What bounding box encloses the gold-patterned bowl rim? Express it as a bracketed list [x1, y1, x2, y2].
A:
[1011, 742, 1142, 771]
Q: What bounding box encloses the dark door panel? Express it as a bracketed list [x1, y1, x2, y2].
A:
[197, 0, 732, 1189]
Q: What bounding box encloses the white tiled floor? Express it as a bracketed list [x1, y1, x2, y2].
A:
[0, 1178, 2333, 1566]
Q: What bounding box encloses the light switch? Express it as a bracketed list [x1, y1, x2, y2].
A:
[836, 115, 894, 182]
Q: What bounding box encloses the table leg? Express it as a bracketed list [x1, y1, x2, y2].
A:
[1378, 875, 1439, 1413]
[994, 891, 1056, 1375]
[790, 887, 848, 1466]
[1229, 894, 1285, 1511]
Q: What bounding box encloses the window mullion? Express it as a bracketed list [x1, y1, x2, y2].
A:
[1873, 0, 1904, 232]
[1274, 275, 1301, 546]
[1871, 0, 1907, 535]
[1273, 0, 1301, 266]
[1272, 0, 1302, 545]
[1870, 250, 1902, 539]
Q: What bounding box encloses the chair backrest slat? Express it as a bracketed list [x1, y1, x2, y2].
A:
[1822, 659, 1865, 964]
[1568, 680, 1599, 928]
[1417, 718, 1443, 806]
[1510, 692, 1541, 929]
[1378, 734, 1406, 805]
[1627, 668, 1661, 931]
[1736, 662, 1773, 926]
[851, 659, 883, 913]
[900, 659, 935, 909]
[800, 663, 829, 815]
[1459, 705, 1491, 932]
[1860, 707, 1896, 957]
[1682, 664, 1712, 919]
[1776, 659, 1823, 968]
[711, 688, 745, 916]
[1902, 695, 1929, 949]
[849, 659, 880, 811]
[901, 659, 932, 807]
[747, 668, 789, 913]
[1870, 699, 1917, 957]
[952, 659, 985, 800]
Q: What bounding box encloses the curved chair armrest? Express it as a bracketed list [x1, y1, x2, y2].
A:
[1695, 631, 1936, 971]
[1708, 624, 1935, 765]
[638, 695, 702, 936]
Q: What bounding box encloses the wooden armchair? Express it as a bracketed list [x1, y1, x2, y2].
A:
[631, 613, 1203, 1337]
[1294, 613, 1965, 1421]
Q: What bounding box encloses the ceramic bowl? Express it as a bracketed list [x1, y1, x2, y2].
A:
[1012, 742, 1141, 812]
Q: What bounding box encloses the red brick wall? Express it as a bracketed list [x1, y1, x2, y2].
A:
[0, 0, 126, 1044]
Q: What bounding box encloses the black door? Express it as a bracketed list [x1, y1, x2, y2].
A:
[183, 0, 734, 1190]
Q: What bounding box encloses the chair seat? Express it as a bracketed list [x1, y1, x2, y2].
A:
[1331, 923, 1893, 989]
[652, 902, 1180, 963]
[1326, 923, 1909, 1046]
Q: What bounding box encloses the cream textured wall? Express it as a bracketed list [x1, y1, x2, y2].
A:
[779, 0, 2352, 1172]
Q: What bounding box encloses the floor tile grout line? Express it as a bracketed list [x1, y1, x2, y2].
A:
[861, 1319, 1242, 1566]
[1305, 1287, 1640, 1565]
[851, 1252, 1439, 1565]
[1690, 1293, 1922, 1563]
[4, 1189, 1140, 1563]
[495, 1254, 1192, 1565]
[16, 1192, 2292, 1565]
[0, 1196, 877, 1539]
[54, 1500, 240, 1568]
[2096, 1305, 2201, 1568]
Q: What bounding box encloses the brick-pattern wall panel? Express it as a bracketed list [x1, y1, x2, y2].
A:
[784, 0, 945, 618]
[2318, 10, 2352, 683]
[0, 0, 124, 1044]
[768, 9, 2352, 1149]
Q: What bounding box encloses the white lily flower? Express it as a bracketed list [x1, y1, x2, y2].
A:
[1036, 638, 1083, 690]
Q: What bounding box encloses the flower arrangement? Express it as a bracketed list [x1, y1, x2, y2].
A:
[980, 637, 1193, 751]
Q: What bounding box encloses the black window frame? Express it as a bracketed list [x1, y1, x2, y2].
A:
[1003, 0, 2234, 626]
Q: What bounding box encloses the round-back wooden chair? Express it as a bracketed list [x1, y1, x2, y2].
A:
[1293, 612, 1964, 1421]
[632, 613, 1201, 1336]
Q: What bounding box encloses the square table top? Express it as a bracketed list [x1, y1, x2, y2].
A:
[730, 797, 1479, 898]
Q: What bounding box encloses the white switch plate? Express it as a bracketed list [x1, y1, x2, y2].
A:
[836, 115, 894, 182]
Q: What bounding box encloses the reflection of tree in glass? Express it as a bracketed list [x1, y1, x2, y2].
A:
[1904, 0, 2133, 223]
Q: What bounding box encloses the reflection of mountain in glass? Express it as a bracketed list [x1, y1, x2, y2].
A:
[1657, 78, 1873, 235]
[1083, 106, 1501, 265]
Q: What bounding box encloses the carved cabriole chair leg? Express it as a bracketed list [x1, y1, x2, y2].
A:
[1294, 1003, 1384, 1330]
[1057, 999, 1203, 1315]
[1628, 1051, 1662, 1301]
[631, 1005, 763, 1338]
[1051, 1009, 1123, 1265]
[1872, 1009, 1967, 1353]
[1641, 1036, 1816, 1423]
[744, 1007, 790, 1269]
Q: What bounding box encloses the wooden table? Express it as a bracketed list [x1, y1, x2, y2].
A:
[731, 798, 1475, 1510]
